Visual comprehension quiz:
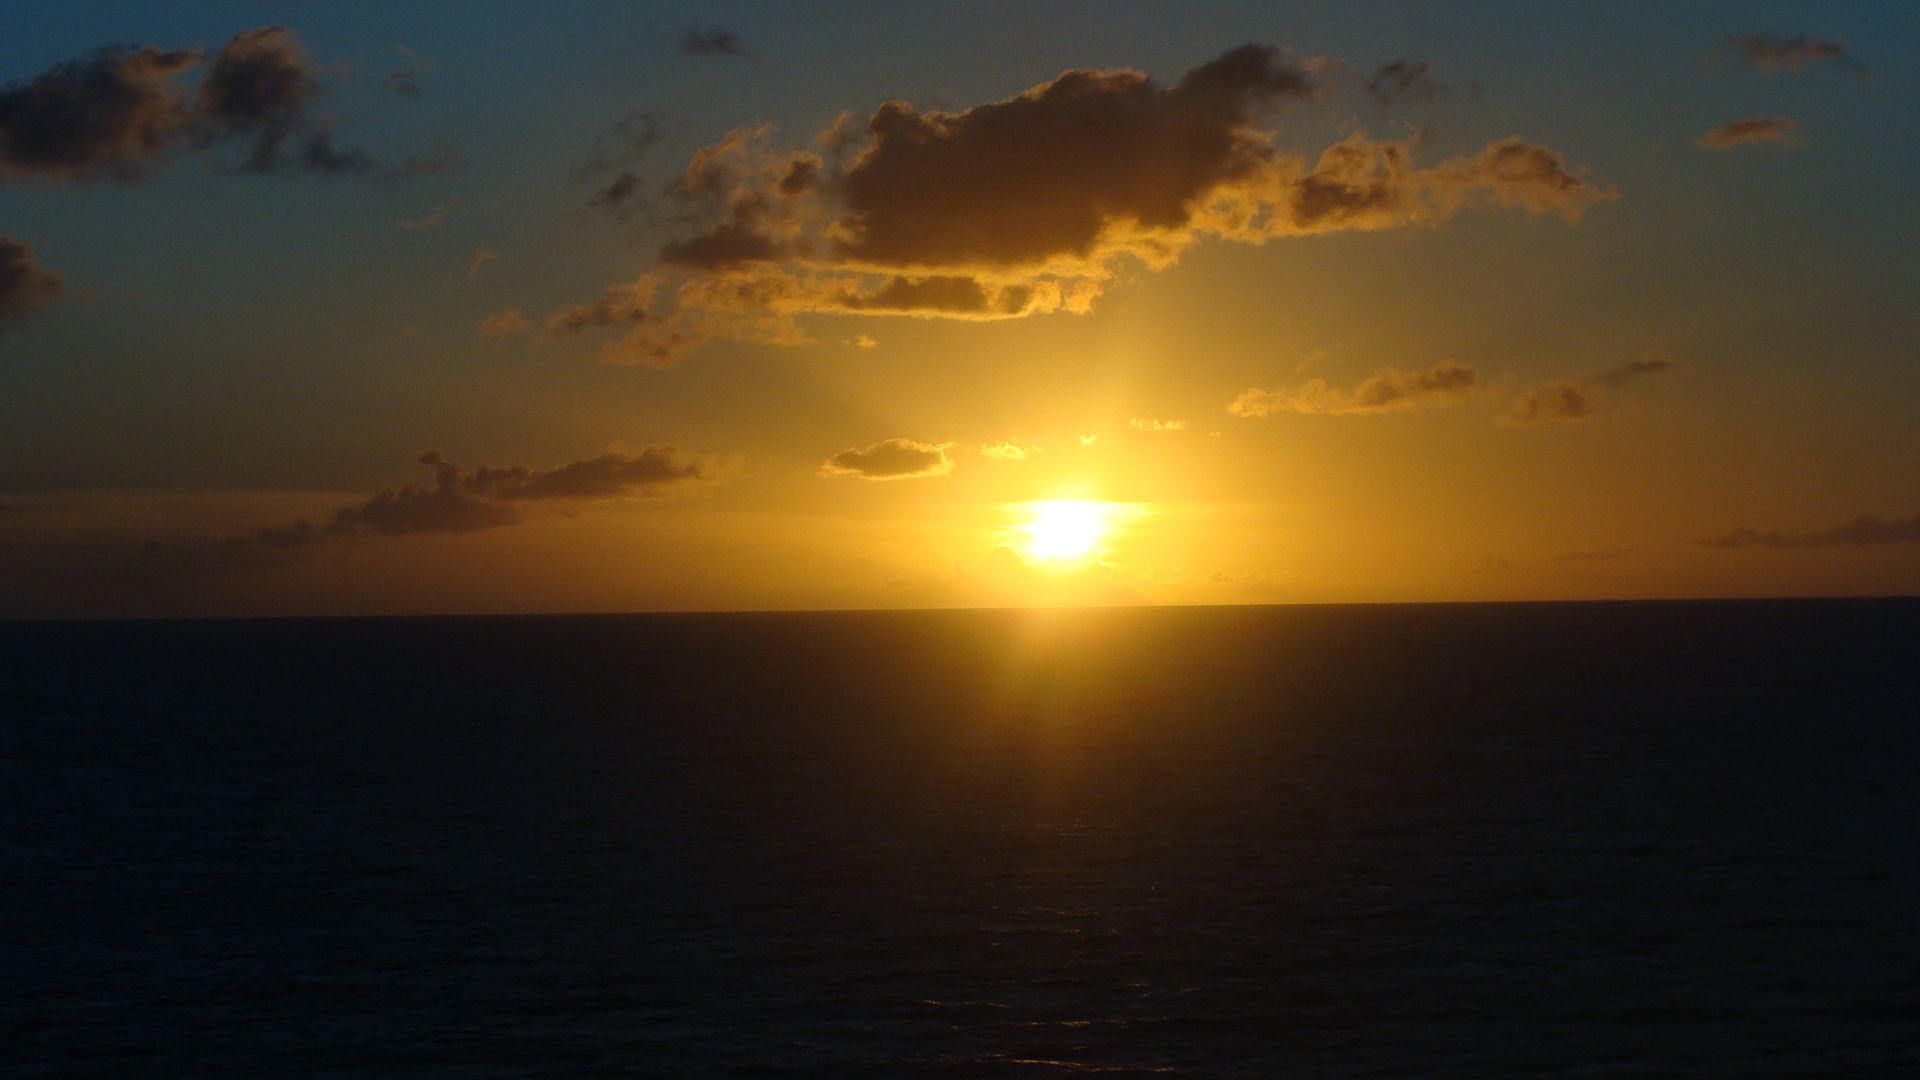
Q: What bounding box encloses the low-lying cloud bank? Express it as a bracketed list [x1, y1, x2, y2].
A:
[547, 44, 1611, 365]
[1703, 512, 1920, 549]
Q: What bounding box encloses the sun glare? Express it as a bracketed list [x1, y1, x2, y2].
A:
[1010, 500, 1125, 564]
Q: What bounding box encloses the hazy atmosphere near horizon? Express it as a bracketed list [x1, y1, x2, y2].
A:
[3, 0, 1917, 616]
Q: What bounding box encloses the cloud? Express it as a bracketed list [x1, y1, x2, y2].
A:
[1505, 380, 1597, 424]
[0, 27, 403, 184]
[1727, 33, 1868, 78]
[1364, 60, 1452, 107]
[383, 44, 431, 100]
[1702, 512, 1920, 549]
[680, 27, 746, 57]
[468, 249, 498, 278]
[477, 308, 532, 337]
[577, 110, 666, 219]
[544, 44, 1610, 365]
[1505, 353, 1675, 424]
[1698, 115, 1798, 149]
[1231, 361, 1477, 417]
[1130, 417, 1186, 431]
[0, 236, 64, 326]
[980, 440, 1040, 459]
[820, 438, 954, 479]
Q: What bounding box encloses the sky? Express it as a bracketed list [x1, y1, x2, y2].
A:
[2, 1, 1917, 617]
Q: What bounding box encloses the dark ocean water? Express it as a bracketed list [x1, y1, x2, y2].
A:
[3, 599, 1917, 1078]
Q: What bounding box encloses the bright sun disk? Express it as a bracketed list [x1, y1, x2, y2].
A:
[1014, 500, 1112, 563]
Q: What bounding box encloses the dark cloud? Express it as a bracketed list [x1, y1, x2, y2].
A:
[1728, 33, 1868, 78]
[546, 45, 1609, 366]
[1231, 361, 1478, 417]
[0, 236, 64, 326]
[820, 438, 954, 480]
[383, 45, 430, 101]
[1593, 354, 1675, 385]
[1505, 380, 1597, 424]
[1506, 354, 1675, 424]
[680, 27, 746, 57]
[1364, 60, 1451, 107]
[0, 27, 411, 184]
[1698, 115, 1798, 149]
[0, 44, 199, 181]
[577, 110, 667, 218]
[1703, 512, 1920, 549]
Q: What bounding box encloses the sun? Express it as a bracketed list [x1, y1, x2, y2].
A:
[1012, 500, 1113, 563]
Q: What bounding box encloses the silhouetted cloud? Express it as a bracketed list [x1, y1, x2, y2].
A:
[1364, 60, 1451, 106]
[0, 27, 409, 184]
[1506, 354, 1675, 424]
[1231, 361, 1478, 417]
[545, 44, 1610, 365]
[1593, 355, 1675, 385]
[1703, 512, 1920, 549]
[680, 27, 746, 57]
[383, 45, 430, 100]
[820, 438, 954, 479]
[1728, 33, 1867, 78]
[0, 44, 199, 181]
[577, 110, 666, 219]
[0, 237, 63, 326]
[1506, 380, 1597, 424]
[1698, 115, 1798, 149]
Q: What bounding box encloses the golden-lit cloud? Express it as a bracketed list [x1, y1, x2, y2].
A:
[1231, 361, 1478, 417]
[1504, 354, 1674, 425]
[819, 438, 954, 480]
[1698, 115, 1798, 150]
[1130, 417, 1186, 431]
[0, 236, 63, 327]
[543, 45, 1611, 365]
[1702, 512, 1920, 549]
[980, 440, 1040, 459]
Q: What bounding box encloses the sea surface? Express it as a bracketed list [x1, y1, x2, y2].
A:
[4, 599, 1918, 1078]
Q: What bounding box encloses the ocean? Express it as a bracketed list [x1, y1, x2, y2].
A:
[4, 599, 1917, 1077]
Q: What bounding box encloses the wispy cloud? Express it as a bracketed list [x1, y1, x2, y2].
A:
[680, 27, 746, 58]
[1703, 512, 1920, 549]
[1505, 354, 1674, 425]
[1698, 115, 1799, 150]
[1727, 33, 1868, 78]
[1231, 361, 1478, 417]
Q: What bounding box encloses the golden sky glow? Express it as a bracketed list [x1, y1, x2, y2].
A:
[1, 5, 1917, 617]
